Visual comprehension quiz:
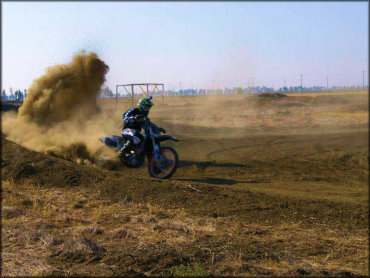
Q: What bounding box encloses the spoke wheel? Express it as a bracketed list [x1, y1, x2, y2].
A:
[148, 147, 178, 179]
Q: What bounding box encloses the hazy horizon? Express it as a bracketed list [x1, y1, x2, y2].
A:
[2, 1, 369, 92]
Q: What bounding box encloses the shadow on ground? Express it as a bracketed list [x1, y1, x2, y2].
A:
[176, 177, 239, 185]
[178, 160, 250, 170]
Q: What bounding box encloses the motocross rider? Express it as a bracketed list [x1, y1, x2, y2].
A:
[119, 96, 154, 156]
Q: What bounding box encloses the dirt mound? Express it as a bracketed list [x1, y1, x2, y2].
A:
[1, 102, 21, 112]
[1, 138, 104, 187]
[45, 142, 93, 163]
[257, 93, 287, 99]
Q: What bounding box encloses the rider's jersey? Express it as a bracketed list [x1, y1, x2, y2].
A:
[122, 107, 148, 131]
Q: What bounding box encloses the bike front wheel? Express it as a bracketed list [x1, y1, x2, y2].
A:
[148, 146, 178, 179]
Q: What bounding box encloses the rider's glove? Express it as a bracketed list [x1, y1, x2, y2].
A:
[159, 127, 166, 133]
[134, 114, 145, 121]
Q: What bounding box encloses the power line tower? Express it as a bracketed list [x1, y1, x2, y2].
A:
[300, 74, 303, 92]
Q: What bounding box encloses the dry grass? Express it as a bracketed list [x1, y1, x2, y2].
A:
[1, 175, 368, 276]
[2, 165, 368, 276]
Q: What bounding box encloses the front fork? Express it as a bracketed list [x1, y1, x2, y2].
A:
[149, 127, 161, 161]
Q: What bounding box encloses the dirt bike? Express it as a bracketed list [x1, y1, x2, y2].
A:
[99, 117, 179, 179]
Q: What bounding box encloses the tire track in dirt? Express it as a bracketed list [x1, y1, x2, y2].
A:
[207, 135, 365, 167]
[206, 138, 303, 161]
[267, 138, 342, 171]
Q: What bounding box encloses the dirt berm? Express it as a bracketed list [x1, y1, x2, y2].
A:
[2, 136, 366, 230]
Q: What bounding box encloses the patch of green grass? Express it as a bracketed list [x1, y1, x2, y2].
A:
[339, 153, 353, 163]
[172, 262, 208, 277]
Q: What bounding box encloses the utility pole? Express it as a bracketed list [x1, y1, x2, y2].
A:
[179, 82, 182, 91]
[284, 79, 286, 87]
[326, 77, 329, 91]
[115, 85, 118, 108]
[300, 74, 303, 91]
[362, 71, 365, 88]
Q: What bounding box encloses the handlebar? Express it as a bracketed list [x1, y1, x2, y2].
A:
[142, 118, 166, 135]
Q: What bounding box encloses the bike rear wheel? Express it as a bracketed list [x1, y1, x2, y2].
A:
[148, 146, 178, 179]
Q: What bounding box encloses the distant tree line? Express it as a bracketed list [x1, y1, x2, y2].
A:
[1, 88, 27, 101]
[97, 83, 367, 98]
[99, 86, 114, 98]
[4, 83, 365, 102]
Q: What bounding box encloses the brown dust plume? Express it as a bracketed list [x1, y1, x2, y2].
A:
[2, 51, 120, 164]
[18, 51, 109, 126]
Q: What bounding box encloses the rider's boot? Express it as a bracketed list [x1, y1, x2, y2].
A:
[119, 140, 133, 159]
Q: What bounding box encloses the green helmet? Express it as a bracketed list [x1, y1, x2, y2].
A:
[138, 96, 154, 112]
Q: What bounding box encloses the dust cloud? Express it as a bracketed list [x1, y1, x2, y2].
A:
[19, 51, 107, 126]
[2, 51, 119, 164]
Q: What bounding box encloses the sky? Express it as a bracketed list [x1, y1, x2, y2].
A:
[2, 1, 369, 91]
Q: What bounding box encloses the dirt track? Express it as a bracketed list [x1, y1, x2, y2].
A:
[1, 94, 369, 276]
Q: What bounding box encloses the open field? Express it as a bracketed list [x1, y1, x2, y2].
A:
[285, 90, 368, 97]
[1, 92, 369, 276]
